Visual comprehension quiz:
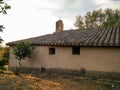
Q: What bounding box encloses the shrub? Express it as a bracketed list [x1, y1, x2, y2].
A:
[0, 58, 8, 66]
[2, 47, 9, 58]
[0, 66, 6, 70]
[0, 47, 9, 67]
[11, 67, 20, 75]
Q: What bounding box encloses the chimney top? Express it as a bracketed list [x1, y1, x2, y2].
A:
[56, 20, 64, 32]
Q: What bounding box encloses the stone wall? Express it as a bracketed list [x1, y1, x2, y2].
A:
[9, 46, 120, 73]
[10, 67, 120, 80]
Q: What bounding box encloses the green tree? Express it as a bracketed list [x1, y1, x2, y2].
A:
[13, 42, 34, 73]
[0, 0, 11, 45]
[75, 8, 120, 29]
[102, 9, 120, 27]
[0, 0, 11, 14]
[74, 16, 84, 30]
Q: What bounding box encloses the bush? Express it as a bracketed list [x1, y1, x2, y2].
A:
[0, 58, 8, 66]
[0, 47, 9, 66]
[0, 66, 6, 70]
[11, 67, 19, 75]
[2, 48, 9, 58]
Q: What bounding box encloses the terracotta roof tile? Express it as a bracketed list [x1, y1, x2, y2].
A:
[6, 27, 120, 47]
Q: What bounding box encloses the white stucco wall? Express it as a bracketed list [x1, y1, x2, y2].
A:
[9, 46, 120, 73]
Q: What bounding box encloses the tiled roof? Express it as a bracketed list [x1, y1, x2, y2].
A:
[6, 27, 120, 47]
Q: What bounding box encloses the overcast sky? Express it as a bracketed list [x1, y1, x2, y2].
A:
[0, 0, 120, 45]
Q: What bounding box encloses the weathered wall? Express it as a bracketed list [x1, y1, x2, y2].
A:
[9, 46, 120, 73]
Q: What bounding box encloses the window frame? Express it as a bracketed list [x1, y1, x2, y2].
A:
[49, 47, 55, 55]
[72, 46, 80, 55]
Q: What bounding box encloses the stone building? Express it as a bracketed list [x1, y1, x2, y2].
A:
[6, 20, 120, 73]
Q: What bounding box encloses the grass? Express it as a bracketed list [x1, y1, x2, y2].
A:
[0, 72, 120, 90]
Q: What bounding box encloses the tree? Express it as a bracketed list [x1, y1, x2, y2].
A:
[74, 16, 84, 30]
[13, 42, 34, 73]
[0, 0, 10, 70]
[0, 0, 10, 45]
[74, 8, 120, 29]
[0, 0, 11, 14]
[85, 9, 103, 29]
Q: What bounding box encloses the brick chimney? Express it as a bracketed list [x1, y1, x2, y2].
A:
[56, 20, 64, 32]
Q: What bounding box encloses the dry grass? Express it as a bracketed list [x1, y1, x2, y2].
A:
[0, 74, 64, 90]
[0, 73, 120, 90]
[40, 75, 108, 90]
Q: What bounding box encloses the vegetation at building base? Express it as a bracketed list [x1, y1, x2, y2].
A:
[74, 8, 120, 30]
[13, 42, 34, 74]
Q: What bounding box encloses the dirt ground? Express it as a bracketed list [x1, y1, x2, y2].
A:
[0, 73, 120, 90]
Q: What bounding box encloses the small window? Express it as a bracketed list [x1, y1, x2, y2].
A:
[49, 48, 55, 55]
[72, 46, 80, 55]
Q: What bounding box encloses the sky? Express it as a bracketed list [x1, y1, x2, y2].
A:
[0, 0, 120, 45]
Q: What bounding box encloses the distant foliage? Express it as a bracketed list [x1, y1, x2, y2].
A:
[74, 16, 84, 30]
[74, 8, 120, 29]
[0, 47, 9, 65]
[0, 47, 9, 70]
